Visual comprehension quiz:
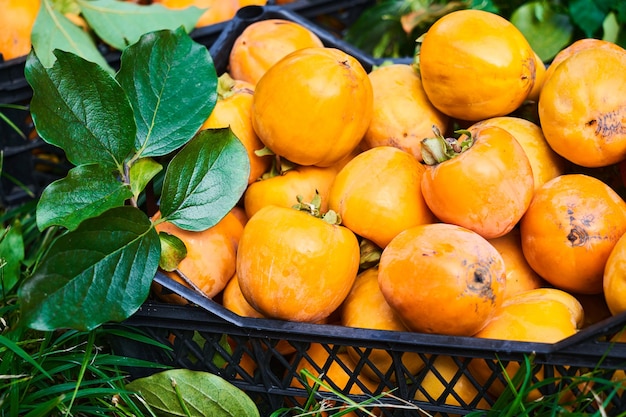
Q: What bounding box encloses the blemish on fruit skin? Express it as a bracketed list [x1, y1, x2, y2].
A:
[567, 225, 589, 247]
[587, 108, 626, 137]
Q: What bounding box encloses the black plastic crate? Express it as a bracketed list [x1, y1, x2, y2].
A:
[110, 272, 626, 416]
[104, 4, 626, 416]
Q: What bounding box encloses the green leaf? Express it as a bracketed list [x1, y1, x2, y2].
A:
[0, 221, 25, 293]
[116, 27, 218, 158]
[31, 0, 113, 72]
[36, 164, 133, 231]
[158, 231, 187, 272]
[159, 128, 249, 231]
[18, 206, 160, 331]
[78, 0, 205, 51]
[569, 0, 607, 37]
[25, 50, 136, 169]
[126, 369, 260, 417]
[511, 2, 573, 62]
[130, 158, 163, 201]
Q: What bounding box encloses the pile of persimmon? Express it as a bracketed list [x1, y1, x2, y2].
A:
[150, 9, 626, 411]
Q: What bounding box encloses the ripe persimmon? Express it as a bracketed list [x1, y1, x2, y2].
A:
[470, 116, 565, 191]
[152, 209, 244, 304]
[603, 231, 626, 316]
[526, 50, 545, 102]
[0, 0, 40, 62]
[487, 228, 546, 300]
[520, 174, 626, 295]
[538, 47, 626, 167]
[228, 19, 323, 85]
[222, 273, 264, 318]
[414, 356, 490, 414]
[328, 146, 435, 248]
[543, 38, 626, 86]
[242, 160, 347, 219]
[153, 0, 239, 27]
[418, 9, 536, 121]
[378, 223, 506, 336]
[340, 267, 426, 382]
[470, 288, 584, 400]
[420, 125, 534, 239]
[361, 63, 449, 162]
[236, 204, 360, 323]
[201, 73, 271, 184]
[251, 47, 373, 167]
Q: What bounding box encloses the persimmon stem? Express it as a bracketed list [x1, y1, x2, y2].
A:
[421, 125, 474, 165]
[292, 192, 342, 225]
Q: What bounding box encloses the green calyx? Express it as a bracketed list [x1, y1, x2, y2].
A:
[421, 125, 474, 165]
[292, 192, 342, 225]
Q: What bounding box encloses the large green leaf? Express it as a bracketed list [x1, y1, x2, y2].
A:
[78, 0, 205, 51]
[31, 0, 112, 72]
[158, 128, 249, 231]
[126, 369, 260, 417]
[0, 221, 24, 293]
[17, 206, 160, 331]
[116, 27, 218, 158]
[25, 50, 136, 169]
[36, 164, 133, 231]
[511, 2, 573, 62]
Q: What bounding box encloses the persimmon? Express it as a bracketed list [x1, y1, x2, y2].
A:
[417, 9, 536, 121]
[469, 288, 584, 400]
[243, 163, 343, 220]
[251, 47, 373, 167]
[222, 273, 264, 319]
[236, 204, 360, 323]
[360, 63, 449, 162]
[201, 73, 271, 184]
[603, 231, 626, 316]
[329, 146, 435, 248]
[228, 19, 324, 85]
[520, 174, 626, 295]
[420, 125, 534, 239]
[543, 38, 626, 86]
[538, 47, 626, 167]
[340, 267, 426, 382]
[378, 223, 506, 336]
[574, 293, 611, 328]
[152, 209, 244, 304]
[153, 0, 239, 27]
[470, 116, 565, 191]
[414, 356, 490, 415]
[487, 228, 546, 300]
[526, 50, 545, 102]
[0, 0, 40, 62]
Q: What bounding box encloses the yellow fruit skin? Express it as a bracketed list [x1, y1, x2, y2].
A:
[0, 0, 41, 61]
[419, 9, 536, 121]
[251, 47, 373, 167]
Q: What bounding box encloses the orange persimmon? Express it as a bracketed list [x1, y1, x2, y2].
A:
[538, 47, 626, 167]
[228, 18, 324, 85]
[328, 146, 435, 249]
[418, 9, 536, 121]
[251, 47, 373, 167]
[361, 63, 449, 161]
[420, 125, 534, 239]
[520, 174, 626, 295]
[236, 205, 360, 323]
[378, 222, 507, 336]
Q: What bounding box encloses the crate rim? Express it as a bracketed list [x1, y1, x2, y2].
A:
[148, 271, 626, 366]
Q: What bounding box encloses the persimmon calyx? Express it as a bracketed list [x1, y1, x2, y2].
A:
[359, 238, 382, 269]
[257, 150, 296, 180]
[217, 73, 253, 99]
[292, 192, 343, 225]
[421, 126, 474, 165]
